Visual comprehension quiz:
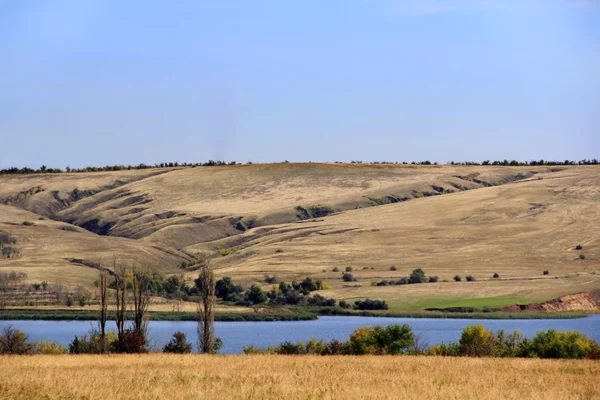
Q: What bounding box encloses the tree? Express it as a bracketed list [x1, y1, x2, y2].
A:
[132, 267, 150, 338]
[245, 285, 267, 304]
[459, 325, 496, 357]
[163, 332, 193, 354]
[0, 326, 32, 354]
[409, 268, 426, 284]
[197, 258, 215, 353]
[114, 262, 129, 349]
[98, 270, 109, 354]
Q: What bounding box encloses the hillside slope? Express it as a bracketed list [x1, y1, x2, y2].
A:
[1, 164, 598, 309]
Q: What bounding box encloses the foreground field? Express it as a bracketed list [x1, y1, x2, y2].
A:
[0, 355, 598, 399]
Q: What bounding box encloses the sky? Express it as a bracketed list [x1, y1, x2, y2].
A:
[1, 0, 599, 168]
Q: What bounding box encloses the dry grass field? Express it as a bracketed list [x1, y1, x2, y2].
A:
[0, 355, 598, 399]
[1, 163, 599, 310]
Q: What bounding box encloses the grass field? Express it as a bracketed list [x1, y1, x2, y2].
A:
[1, 163, 599, 312]
[0, 355, 598, 399]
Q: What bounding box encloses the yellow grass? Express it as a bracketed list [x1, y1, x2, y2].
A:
[0, 355, 598, 399]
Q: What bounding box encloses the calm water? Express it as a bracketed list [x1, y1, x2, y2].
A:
[1, 315, 599, 354]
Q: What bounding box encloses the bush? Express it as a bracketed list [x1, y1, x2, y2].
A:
[454, 275, 462, 282]
[528, 329, 597, 359]
[215, 277, 244, 302]
[428, 276, 439, 283]
[163, 331, 193, 354]
[466, 275, 475, 282]
[326, 339, 344, 355]
[426, 341, 460, 356]
[494, 329, 527, 358]
[342, 273, 356, 282]
[0, 326, 32, 354]
[32, 341, 68, 354]
[575, 244, 582, 250]
[69, 331, 118, 354]
[345, 266, 353, 272]
[244, 285, 268, 304]
[113, 330, 147, 354]
[459, 325, 496, 357]
[343, 324, 415, 355]
[339, 300, 351, 309]
[332, 267, 339, 272]
[579, 254, 585, 260]
[354, 298, 388, 310]
[493, 273, 499, 279]
[264, 274, 278, 284]
[409, 268, 426, 284]
[543, 270, 549, 275]
[389, 265, 397, 271]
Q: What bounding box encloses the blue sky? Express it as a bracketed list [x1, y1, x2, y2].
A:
[1, 0, 598, 168]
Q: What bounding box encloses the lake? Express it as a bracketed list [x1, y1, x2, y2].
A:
[1, 315, 599, 353]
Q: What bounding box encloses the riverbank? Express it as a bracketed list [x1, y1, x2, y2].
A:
[0, 307, 589, 321]
[1, 354, 598, 399]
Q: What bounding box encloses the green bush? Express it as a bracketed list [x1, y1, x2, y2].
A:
[389, 266, 397, 271]
[543, 270, 549, 275]
[409, 268, 426, 284]
[428, 276, 439, 283]
[345, 266, 353, 272]
[354, 299, 388, 310]
[343, 324, 415, 355]
[466, 275, 475, 282]
[339, 300, 351, 309]
[163, 331, 193, 354]
[459, 325, 496, 357]
[332, 267, 339, 272]
[493, 273, 499, 279]
[342, 273, 356, 282]
[454, 275, 462, 282]
[528, 329, 597, 359]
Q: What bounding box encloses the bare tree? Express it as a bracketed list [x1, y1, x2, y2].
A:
[196, 258, 215, 353]
[114, 262, 129, 346]
[98, 270, 109, 353]
[131, 267, 150, 338]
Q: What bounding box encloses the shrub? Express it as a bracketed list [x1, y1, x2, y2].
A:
[428, 276, 439, 283]
[163, 332, 193, 354]
[113, 329, 147, 354]
[494, 329, 527, 358]
[275, 249, 284, 253]
[326, 339, 344, 355]
[493, 273, 499, 279]
[0, 326, 32, 354]
[466, 275, 475, 282]
[277, 341, 305, 355]
[69, 331, 118, 354]
[543, 270, 549, 275]
[354, 299, 388, 310]
[78, 295, 87, 307]
[528, 329, 597, 359]
[409, 268, 426, 284]
[41, 281, 48, 290]
[459, 325, 496, 357]
[389, 265, 397, 271]
[343, 324, 414, 355]
[215, 277, 244, 302]
[339, 300, 351, 309]
[332, 267, 339, 272]
[575, 244, 582, 250]
[65, 295, 74, 307]
[426, 341, 460, 356]
[22, 221, 35, 226]
[32, 283, 41, 290]
[579, 254, 585, 260]
[32, 341, 68, 354]
[244, 285, 268, 304]
[345, 266, 353, 272]
[264, 274, 278, 284]
[342, 273, 356, 282]
[454, 275, 462, 282]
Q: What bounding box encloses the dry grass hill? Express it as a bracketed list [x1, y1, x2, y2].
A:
[1, 163, 598, 310]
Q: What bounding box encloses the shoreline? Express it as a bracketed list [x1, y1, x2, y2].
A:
[0, 308, 589, 321]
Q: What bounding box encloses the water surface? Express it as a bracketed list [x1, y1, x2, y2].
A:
[2, 315, 598, 354]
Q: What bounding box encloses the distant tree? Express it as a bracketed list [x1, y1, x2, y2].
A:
[454, 275, 462, 282]
[409, 268, 426, 284]
[493, 273, 499, 279]
[163, 332, 193, 354]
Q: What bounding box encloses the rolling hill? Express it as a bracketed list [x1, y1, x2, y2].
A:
[1, 163, 598, 310]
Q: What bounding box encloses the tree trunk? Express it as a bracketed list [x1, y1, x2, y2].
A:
[196, 258, 215, 353]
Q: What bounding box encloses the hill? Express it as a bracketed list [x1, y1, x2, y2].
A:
[1, 163, 598, 310]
